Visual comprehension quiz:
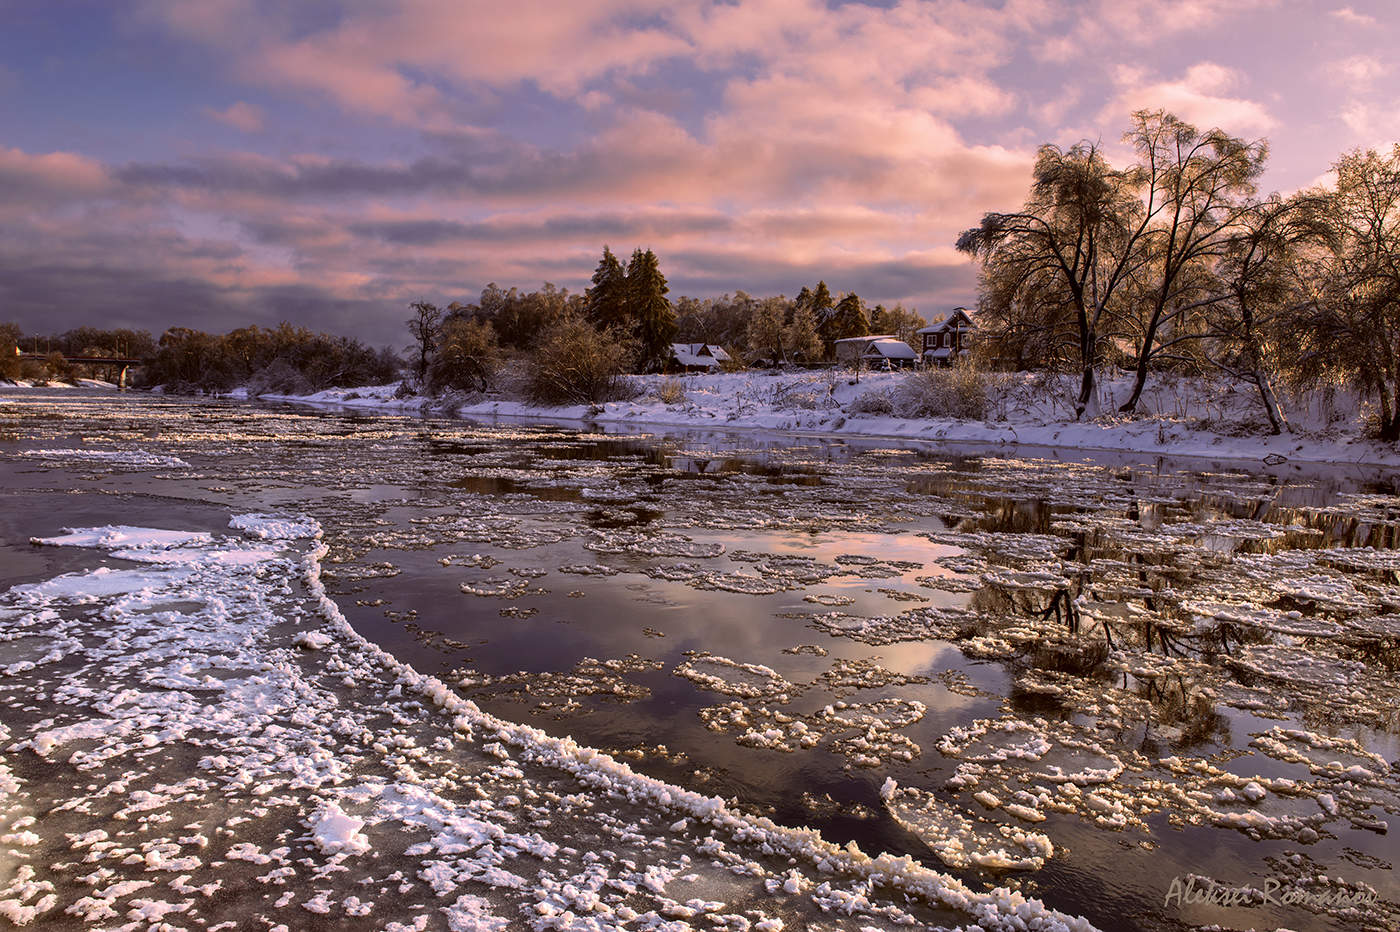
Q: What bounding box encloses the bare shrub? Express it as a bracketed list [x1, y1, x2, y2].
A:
[429, 317, 500, 393]
[893, 363, 990, 420]
[245, 358, 314, 396]
[848, 388, 894, 416]
[655, 377, 686, 404]
[526, 317, 636, 405]
[771, 378, 839, 411]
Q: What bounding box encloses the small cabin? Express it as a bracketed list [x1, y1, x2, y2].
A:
[859, 338, 918, 369]
[668, 343, 732, 372]
[832, 335, 917, 369]
[917, 307, 975, 366]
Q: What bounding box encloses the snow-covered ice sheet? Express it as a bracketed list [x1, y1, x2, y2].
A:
[19, 449, 190, 468]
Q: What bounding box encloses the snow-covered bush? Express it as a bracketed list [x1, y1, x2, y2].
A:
[848, 388, 894, 416]
[893, 365, 989, 420]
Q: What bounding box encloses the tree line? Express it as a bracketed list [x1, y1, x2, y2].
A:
[1, 321, 398, 393]
[958, 109, 1400, 440]
[409, 245, 932, 398]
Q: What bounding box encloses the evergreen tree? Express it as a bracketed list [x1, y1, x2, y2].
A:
[811, 281, 840, 353]
[625, 248, 677, 372]
[810, 280, 834, 324]
[830, 293, 870, 343]
[869, 304, 886, 333]
[793, 285, 814, 326]
[585, 246, 628, 330]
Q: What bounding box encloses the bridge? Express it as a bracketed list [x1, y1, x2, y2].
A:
[16, 352, 144, 388]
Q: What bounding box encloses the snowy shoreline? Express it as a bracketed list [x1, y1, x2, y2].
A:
[249, 369, 1400, 471]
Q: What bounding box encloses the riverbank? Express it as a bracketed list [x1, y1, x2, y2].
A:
[257, 369, 1400, 470]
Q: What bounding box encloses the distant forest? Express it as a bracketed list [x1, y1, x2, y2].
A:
[5, 110, 1399, 439]
[1, 250, 921, 400]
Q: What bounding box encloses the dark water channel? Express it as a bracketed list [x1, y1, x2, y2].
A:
[3, 389, 1400, 931]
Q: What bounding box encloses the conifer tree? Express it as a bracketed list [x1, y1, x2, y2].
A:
[625, 248, 677, 372]
[585, 246, 628, 330]
[793, 285, 814, 325]
[830, 293, 870, 343]
[810, 280, 834, 324]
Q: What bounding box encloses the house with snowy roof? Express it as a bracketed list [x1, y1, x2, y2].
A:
[917, 307, 975, 366]
[832, 335, 918, 369]
[668, 343, 732, 372]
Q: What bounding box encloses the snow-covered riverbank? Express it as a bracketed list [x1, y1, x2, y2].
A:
[0, 513, 1093, 931]
[258, 369, 1400, 470]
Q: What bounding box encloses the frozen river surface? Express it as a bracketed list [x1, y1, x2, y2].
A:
[2, 389, 1399, 931]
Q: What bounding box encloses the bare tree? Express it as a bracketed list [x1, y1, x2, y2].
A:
[744, 296, 788, 363]
[958, 141, 1148, 418]
[1285, 146, 1400, 441]
[1116, 111, 1268, 413]
[430, 317, 500, 392]
[1207, 194, 1326, 434]
[406, 300, 443, 385]
[784, 304, 822, 364]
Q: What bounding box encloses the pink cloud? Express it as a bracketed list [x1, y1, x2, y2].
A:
[1330, 6, 1378, 27]
[205, 101, 265, 133]
[1102, 62, 1277, 135]
[0, 146, 110, 204]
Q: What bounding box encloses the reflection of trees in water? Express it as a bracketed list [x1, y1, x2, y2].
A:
[1136, 675, 1231, 751]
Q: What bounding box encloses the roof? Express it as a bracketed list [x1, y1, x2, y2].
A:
[861, 339, 917, 359]
[924, 347, 953, 359]
[832, 334, 896, 344]
[916, 308, 974, 334]
[669, 343, 730, 368]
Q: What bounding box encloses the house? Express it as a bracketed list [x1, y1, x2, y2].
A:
[831, 335, 917, 369]
[917, 307, 975, 366]
[668, 343, 732, 372]
[859, 338, 918, 369]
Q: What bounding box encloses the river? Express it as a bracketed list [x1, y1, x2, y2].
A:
[3, 388, 1399, 931]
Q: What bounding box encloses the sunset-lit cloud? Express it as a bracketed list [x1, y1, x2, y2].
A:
[204, 101, 265, 134]
[1, 0, 1396, 345]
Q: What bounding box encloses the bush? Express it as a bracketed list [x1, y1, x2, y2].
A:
[44, 351, 75, 382]
[525, 317, 636, 405]
[893, 363, 989, 420]
[848, 388, 894, 415]
[429, 318, 500, 393]
[656, 377, 686, 404]
[245, 358, 314, 396]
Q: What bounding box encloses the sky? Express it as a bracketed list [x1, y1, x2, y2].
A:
[2, 0, 1397, 348]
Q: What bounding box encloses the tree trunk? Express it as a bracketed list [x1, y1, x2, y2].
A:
[1074, 365, 1096, 420]
[1119, 353, 1151, 413]
[1382, 382, 1400, 443]
[1254, 369, 1289, 435]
